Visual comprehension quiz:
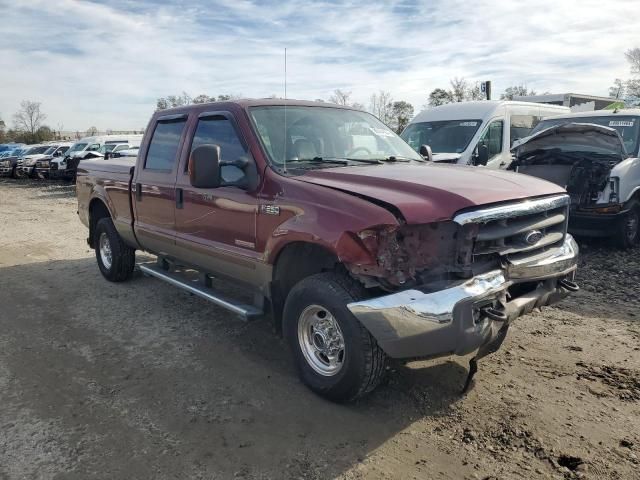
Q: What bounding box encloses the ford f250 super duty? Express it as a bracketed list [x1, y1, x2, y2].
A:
[76, 99, 579, 402]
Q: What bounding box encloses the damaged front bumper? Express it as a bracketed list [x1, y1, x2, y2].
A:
[347, 234, 579, 359]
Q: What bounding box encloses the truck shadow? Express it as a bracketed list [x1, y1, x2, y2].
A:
[0, 256, 469, 479]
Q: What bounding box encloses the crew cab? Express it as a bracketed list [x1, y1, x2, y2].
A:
[77, 100, 579, 402]
[512, 109, 640, 248]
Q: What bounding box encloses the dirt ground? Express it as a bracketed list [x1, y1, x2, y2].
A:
[0, 179, 638, 480]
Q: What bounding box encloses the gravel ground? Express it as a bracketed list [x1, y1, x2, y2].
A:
[0, 179, 638, 480]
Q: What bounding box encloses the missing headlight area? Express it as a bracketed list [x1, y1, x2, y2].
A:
[343, 222, 466, 289]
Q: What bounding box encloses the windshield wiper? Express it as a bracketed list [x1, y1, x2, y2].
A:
[381, 155, 427, 163]
[285, 156, 382, 165]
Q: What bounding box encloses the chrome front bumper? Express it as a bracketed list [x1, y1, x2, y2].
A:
[347, 235, 579, 359]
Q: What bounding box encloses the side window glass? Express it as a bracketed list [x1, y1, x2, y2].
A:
[190, 116, 247, 182]
[145, 119, 187, 170]
[479, 120, 503, 157]
[87, 143, 101, 152]
[510, 115, 540, 145]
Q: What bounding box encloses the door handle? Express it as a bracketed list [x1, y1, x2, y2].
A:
[176, 187, 183, 209]
[135, 183, 142, 201]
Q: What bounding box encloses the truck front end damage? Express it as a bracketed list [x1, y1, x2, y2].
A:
[344, 195, 578, 388]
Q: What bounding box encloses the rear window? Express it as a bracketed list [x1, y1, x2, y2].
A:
[145, 119, 187, 170]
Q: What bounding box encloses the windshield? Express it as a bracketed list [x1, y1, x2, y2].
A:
[401, 119, 482, 154]
[43, 146, 57, 155]
[24, 146, 50, 155]
[249, 106, 421, 169]
[532, 116, 640, 155]
[67, 142, 88, 154]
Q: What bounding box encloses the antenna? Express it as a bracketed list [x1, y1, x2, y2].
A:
[283, 47, 287, 173]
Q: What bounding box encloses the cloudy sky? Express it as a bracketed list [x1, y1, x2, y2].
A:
[0, 0, 638, 131]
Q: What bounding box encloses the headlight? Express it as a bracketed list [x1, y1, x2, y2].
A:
[26, 159, 36, 166]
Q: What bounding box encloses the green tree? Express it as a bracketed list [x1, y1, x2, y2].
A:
[500, 84, 537, 100]
[428, 88, 453, 107]
[390, 101, 414, 133]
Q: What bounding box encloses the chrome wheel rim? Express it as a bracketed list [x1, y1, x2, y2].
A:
[625, 211, 639, 242]
[99, 232, 113, 270]
[297, 305, 345, 376]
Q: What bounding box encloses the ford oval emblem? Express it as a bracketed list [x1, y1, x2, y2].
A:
[524, 230, 544, 245]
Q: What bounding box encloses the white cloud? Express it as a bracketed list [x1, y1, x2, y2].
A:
[0, 0, 638, 130]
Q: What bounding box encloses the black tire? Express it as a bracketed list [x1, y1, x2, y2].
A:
[283, 272, 387, 402]
[94, 217, 135, 282]
[613, 201, 640, 249]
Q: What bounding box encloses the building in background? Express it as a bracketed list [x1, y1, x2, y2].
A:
[514, 93, 618, 111]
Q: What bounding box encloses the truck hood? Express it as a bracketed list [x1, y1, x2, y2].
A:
[297, 163, 565, 224]
[514, 123, 627, 159]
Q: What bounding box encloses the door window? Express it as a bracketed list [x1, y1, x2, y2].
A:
[510, 115, 541, 144]
[145, 119, 187, 170]
[190, 116, 247, 182]
[478, 120, 503, 157]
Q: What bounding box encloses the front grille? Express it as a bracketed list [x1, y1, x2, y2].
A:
[454, 195, 570, 264]
[36, 161, 49, 168]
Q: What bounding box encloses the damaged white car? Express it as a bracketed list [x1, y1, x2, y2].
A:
[511, 111, 640, 248]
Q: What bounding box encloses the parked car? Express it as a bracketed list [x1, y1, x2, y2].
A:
[52, 134, 143, 179]
[76, 99, 579, 402]
[401, 101, 570, 169]
[33, 142, 74, 178]
[511, 109, 640, 248]
[0, 143, 25, 156]
[15, 144, 51, 178]
[0, 147, 28, 178]
[108, 146, 139, 159]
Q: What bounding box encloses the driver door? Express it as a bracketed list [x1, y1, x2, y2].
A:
[173, 111, 260, 284]
[476, 119, 507, 169]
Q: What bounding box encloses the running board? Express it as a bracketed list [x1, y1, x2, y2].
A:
[138, 263, 263, 321]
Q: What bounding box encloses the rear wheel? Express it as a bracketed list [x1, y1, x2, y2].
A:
[614, 201, 640, 249]
[283, 272, 387, 402]
[95, 217, 135, 282]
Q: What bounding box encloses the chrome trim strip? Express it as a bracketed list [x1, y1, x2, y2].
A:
[453, 195, 570, 225]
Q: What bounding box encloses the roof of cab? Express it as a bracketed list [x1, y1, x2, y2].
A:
[411, 100, 569, 124]
[155, 98, 364, 116]
[542, 108, 640, 120]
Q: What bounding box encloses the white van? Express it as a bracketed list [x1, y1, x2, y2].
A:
[401, 101, 570, 169]
[51, 134, 143, 179]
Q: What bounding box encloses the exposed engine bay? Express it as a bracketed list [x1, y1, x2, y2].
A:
[512, 148, 619, 208]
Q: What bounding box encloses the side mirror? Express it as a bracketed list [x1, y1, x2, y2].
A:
[54, 150, 62, 157]
[475, 144, 489, 166]
[419, 144, 433, 162]
[189, 144, 222, 188]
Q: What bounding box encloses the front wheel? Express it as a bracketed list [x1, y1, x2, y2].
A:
[94, 217, 135, 282]
[614, 201, 639, 249]
[283, 272, 387, 402]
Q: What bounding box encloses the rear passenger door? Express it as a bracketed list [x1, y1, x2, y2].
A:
[133, 114, 188, 256]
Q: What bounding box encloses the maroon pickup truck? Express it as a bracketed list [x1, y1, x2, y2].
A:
[77, 99, 579, 402]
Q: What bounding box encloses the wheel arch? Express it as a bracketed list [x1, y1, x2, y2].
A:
[269, 241, 341, 332]
[88, 197, 113, 248]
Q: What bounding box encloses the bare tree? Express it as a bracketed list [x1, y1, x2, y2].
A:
[192, 94, 212, 104]
[86, 126, 98, 136]
[369, 90, 394, 125]
[609, 79, 626, 99]
[329, 89, 352, 106]
[625, 48, 640, 74]
[13, 100, 46, 138]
